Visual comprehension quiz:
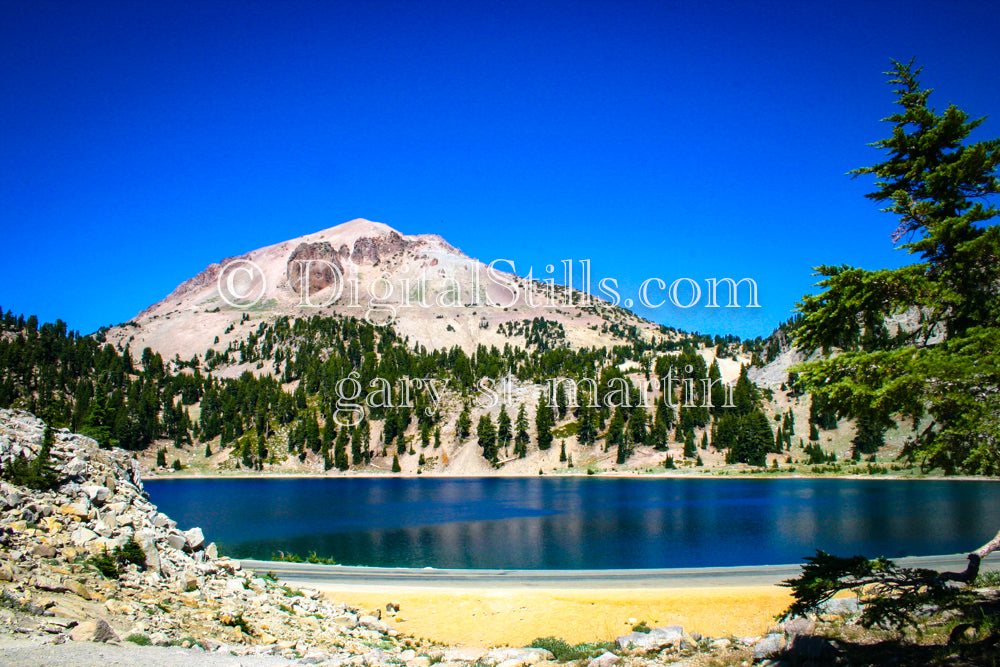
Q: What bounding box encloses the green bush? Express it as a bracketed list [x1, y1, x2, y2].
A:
[527, 637, 617, 661]
[118, 537, 147, 570]
[2, 427, 60, 490]
[125, 633, 151, 646]
[88, 550, 120, 579]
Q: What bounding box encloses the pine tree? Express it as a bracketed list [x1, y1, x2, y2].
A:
[497, 407, 512, 453]
[477, 414, 497, 463]
[335, 427, 350, 470]
[683, 431, 697, 458]
[514, 404, 530, 458]
[391, 454, 401, 472]
[559, 440, 567, 462]
[456, 402, 472, 440]
[809, 422, 820, 442]
[794, 59, 1000, 474]
[535, 391, 554, 451]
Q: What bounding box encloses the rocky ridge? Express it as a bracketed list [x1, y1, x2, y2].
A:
[1, 408, 852, 666]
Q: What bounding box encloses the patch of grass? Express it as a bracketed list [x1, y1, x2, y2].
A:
[631, 620, 651, 633]
[281, 585, 304, 598]
[125, 633, 151, 646]
[526, 637, 617, 661]
[305, 551, 337, 565]
[974, 570, 1000, 587]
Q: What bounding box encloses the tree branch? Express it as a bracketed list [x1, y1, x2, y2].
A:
[939, 528, 1000, 584]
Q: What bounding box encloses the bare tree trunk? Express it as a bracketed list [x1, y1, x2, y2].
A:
[940, 528, 1000, 584]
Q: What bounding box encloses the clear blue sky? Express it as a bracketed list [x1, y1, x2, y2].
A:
[3, 0, 999, 340]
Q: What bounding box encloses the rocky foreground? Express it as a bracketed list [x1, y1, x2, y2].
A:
[1, 408, 865, 666]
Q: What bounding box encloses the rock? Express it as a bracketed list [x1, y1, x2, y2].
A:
[150, 631, 171, 646]
[176, 570, 199, 592]
[225, 578, 246, 594]
[166, 530, 187, 551]
[184, 527, 205, 551]
[287, 242, 346, 295]
[70, 619, 119, 643]
[442, 648, 486, 662]
[709, 638, 732, 650]
[134, 529, 161, 573]
[333, 612, 358, 629]
[818, 597, 861, 617]
[63, 579, 92, 600]
[786, 634, 838, 661]
[0, 563, 17, 582]
[92, 520, 114, 537]
[63, 458, 88, 477]
[33, 575, 68, 593]
[386, 601, 401, 612]
[616, 625, 685, 651]
[58, 503, 89, 519]
[32, 543, 57, 558]
[753, 633, 785, 660]
[481, 648, 554, 667]
[782, 616, 815, 637]
[359, 614, 388, 634]
[205, 542, 218, 559]
[586, 651, 620, 667]
[82, 485, 111, 505]
[70, 527, 99, 547]
[363, 648, 394, 666]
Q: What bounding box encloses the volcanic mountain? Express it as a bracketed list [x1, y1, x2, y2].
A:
[105, 219, 674, 366]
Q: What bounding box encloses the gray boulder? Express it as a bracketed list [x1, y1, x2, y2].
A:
[184, 526, 205, 551]
[70, 619, 119, 643]
[752, 633, 785, 660]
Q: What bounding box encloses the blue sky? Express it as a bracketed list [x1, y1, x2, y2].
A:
[3, 0, 999, 340]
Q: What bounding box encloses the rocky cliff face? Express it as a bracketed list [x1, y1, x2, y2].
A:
[287, 242, 346, 295]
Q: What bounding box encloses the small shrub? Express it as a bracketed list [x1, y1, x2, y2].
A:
[88, 550, 120, 579]
[118, 537, 147, 570]
[527, 637, 616, 661]
[125, 633, 151, 646]
[631, 620, 651, 633]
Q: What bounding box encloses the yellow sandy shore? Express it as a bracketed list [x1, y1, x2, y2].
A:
[318, 585, 793, 647]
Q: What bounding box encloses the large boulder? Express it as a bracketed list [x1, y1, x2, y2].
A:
[70, 618, 119, 643]
[616, 625, 684, 651]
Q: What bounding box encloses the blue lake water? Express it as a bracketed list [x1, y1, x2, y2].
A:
[143, 477, 1000, 569]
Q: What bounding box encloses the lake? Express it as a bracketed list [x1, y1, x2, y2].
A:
[143, 477, 1000, 569]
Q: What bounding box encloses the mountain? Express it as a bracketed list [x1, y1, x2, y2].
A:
[105, 219, 672, 365]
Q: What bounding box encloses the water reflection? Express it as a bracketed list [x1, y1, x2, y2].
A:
[144, 478, 1000, 569]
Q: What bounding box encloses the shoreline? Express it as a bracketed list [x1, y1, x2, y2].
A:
[241, 554, 998, 646]
[145, 469, 1000, 482]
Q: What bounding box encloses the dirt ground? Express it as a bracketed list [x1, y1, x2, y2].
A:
[321, 585, 793, 647]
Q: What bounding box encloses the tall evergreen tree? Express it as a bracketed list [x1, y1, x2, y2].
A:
[477, 413, 497, 462]
[794, 60, 1000, 474]
[514, 404, 530, 458]
[497, 406, 512, 453]
[534, 391, 554, 451]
